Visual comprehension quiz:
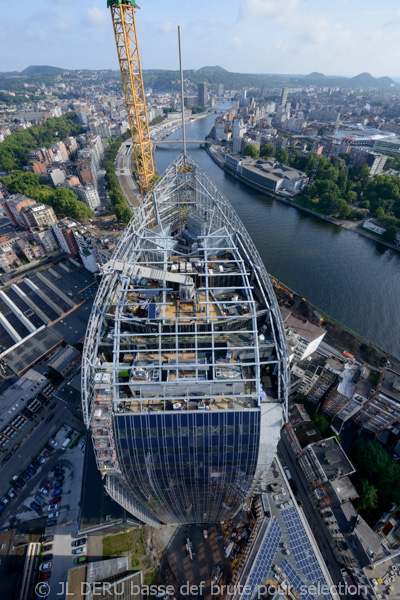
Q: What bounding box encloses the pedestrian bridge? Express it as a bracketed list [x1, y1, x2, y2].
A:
[152, 139, 207, 146]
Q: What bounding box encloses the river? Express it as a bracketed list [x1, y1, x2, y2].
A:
[155, 113, 400, 360]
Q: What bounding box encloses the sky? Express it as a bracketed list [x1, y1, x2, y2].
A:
[1, 0, 400, 77]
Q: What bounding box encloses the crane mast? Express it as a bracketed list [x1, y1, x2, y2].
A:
[107, 0, 155, 198]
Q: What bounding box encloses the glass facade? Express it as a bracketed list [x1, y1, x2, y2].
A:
[114, 410, 261, 524]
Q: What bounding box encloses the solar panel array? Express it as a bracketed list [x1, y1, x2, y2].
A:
[240, 518, 282, 600]
[280, 506, 332, 600]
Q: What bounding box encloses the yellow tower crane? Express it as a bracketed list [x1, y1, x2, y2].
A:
[107, 0, 155, 198]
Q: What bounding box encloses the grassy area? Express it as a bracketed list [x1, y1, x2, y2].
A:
[103, 529, 157, 581]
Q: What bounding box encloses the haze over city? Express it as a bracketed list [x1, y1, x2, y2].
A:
[1, 0, 400, 76]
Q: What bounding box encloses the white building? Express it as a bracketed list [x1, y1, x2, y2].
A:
[285, 313, 326, 363]
[75, 185, 100, 211]
[74, 232, 99, 273]
[33, 228, 58, 253]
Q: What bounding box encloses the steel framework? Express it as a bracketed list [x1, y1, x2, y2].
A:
[109, 1, 155, 197]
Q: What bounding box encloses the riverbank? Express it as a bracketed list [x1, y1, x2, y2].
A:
[272, 277, 400, 372]
[206, 145, 400, 254]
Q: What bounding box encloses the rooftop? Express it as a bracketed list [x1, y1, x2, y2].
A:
[285, 313, 326, 343]
[309, 437, 355, 480]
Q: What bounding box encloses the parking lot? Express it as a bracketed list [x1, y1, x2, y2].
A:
[0, 424, 87, 598]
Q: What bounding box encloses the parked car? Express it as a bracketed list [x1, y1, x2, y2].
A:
[49, 439, 59, 448]
[65, 430, 74, 439]
[7, 490, 15, 499]
[47, 519, 57, 527]
[55, 476, 64, 483]
[54, 470, 64, 477]
[51, 464, 62, 471]
[45, 414, 54, 425]
[47, 511, 59, 519]
[48, 504, 59, 511]
[51, 489, 62, 497]
[0, 504, 5, 512]
[37, 572, 51, 580]
[2, 453, 12, 464]
[34, 494, 45, 506]
[37, 456, 46, 464]
[32, 460, 40, 468]
[39, 562, 52, 572]
[30, 502, 40, 512]
[28, 466, 36, 475]
[41, 553, 53, 561]
[71, 538, 87, 547]
[49, 402, 57, 410]
[22, 472, 31, 481]
[74, 556, 87, 564]
[72, 547, 86, 555]
[53, 482, 62, 489]
[39, 535, 54, 543]
[1, 497, 9, 505]
[45, 445, 54, 453]
[17, 478, 26, 487]
[40, 487, 49, 496]
[43, 481, 52, 490]
[43, 451, 51, 458]
[42, 544, 52, 552]
[51, 496, 61, 504]
[12, 485, 21, 493]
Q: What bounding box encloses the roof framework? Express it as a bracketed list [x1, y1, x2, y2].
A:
[82, 153, 289, 479]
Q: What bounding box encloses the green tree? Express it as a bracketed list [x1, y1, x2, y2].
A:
[357, 479, 378, 510]
[276, 149, 289, 165]
[243, 144, 260, 160]
[313, 413, 330, 433]
[260, 144, 275, 158]
[383, 225, 398, 243]
[337, 198, 351, 218]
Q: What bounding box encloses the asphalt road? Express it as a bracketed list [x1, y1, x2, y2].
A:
[278, 433, 350, 600]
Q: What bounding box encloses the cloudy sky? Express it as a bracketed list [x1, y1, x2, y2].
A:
[1, 0, 399, 77]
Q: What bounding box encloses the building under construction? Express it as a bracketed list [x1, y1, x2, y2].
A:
[82, 153, 289, 526]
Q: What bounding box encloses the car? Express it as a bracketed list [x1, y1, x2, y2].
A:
[53, 482, 62, 489]
[51, 464, 62, 471]
[12, 485, 21, 493]
[40, 487, 49, 496]
[45, 414, 54, 425]
[0, 504, 4, 512]
[34, 494, 45, 506]
[1, 497, 9, 505]
[54, 470, 64, 477]
[43, 451, 51, 458]
[2, 453, 12, 464]
[7, 490, 15, 499]
[17, 478, 25, 487]
[32, 460, 40, 468]
[74, 556, 87, 565]
[42, 544, 52, 552]
[51, 489, 62, 497]
[44, 481, 52, 489]
[47, 519, 57, 527]
[55, 476, 64, 482]
[22, 472, 31, 481]
[47, 511, 59, 519]
[49, 439, 59, 448]
[30, 502, 40, 512]
[71, 538, 87, 547]
[45, 445, 54, 453]
[40, 535, 54, 543]
[203, 530, 208, 539]
[37, 456, 46, 464]
[48, 504, 59, 511]
[65, 430, 73, 439]
[41, 553, 53, 561]
[283, 466, 292, 480]
[51, 496, 61, 504]
[49, 402, 57, 410]
[37, 572, 51, 580]
[39, 561, 52, 572]
[72, 546, 86, 555]
[28, 467, 36, 475]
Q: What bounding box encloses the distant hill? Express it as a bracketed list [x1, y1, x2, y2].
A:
[304, 72, 326, 80]
[197, 66, 228, 74]
[21, 65, 65, 76]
